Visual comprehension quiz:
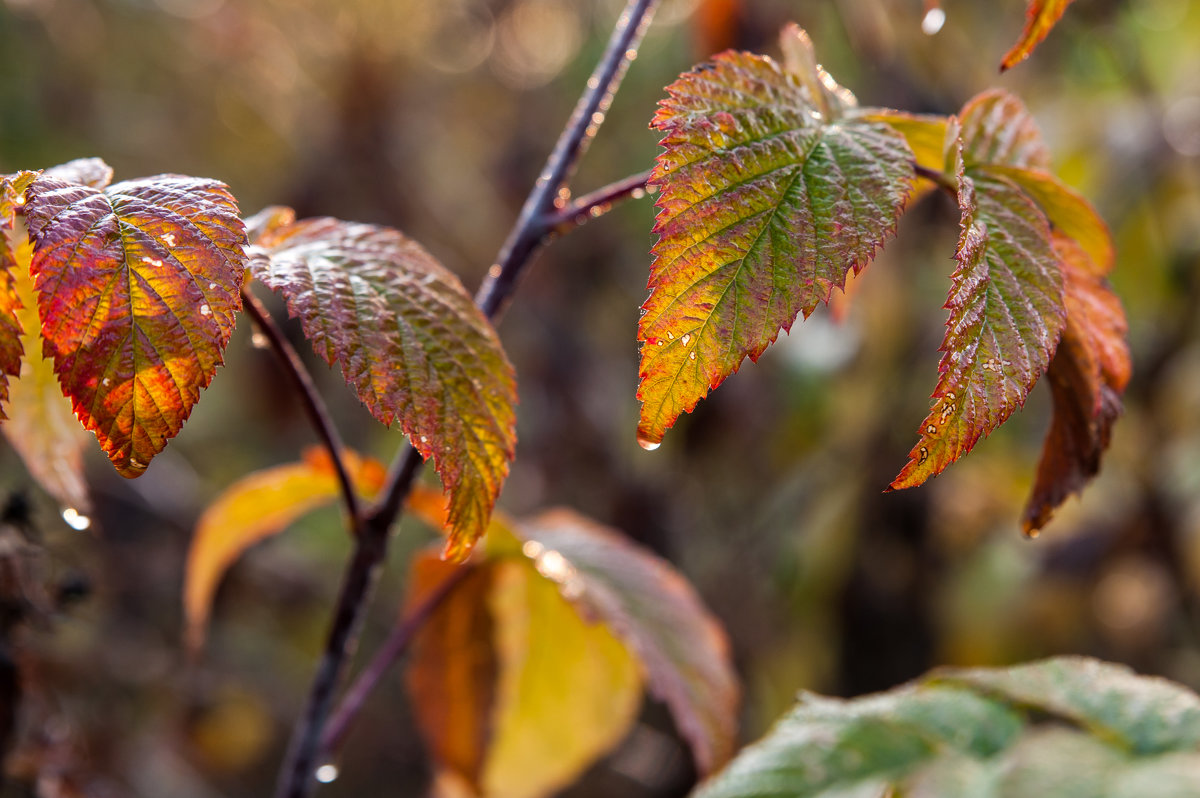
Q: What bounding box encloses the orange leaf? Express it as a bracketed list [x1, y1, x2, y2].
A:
[1001, 0, 1076, 72]
[0, 172, 38, 417]
[405, 554, 497, 785]
[183, 448, 386, 651]
[1023, 236, 1130, 533]
[2, 229, 92, 512]
[24, 175, 248, 477]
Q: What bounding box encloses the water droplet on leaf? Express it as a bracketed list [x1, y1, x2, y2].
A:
[199, 304, 211, 316]
[921, 7, 946, 35]
[636, 432, 661, 451]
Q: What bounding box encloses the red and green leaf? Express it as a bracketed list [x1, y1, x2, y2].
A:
[44, 157, 114, 190]
[891, 152, 1065, 489]
[1001, 0, 1077, 72]
[957, 89, 1050, 172]
[637, 27, 913, 448]
[1023, 235, 1130, 533]
[23, 174, 248, 477]
[250, 216, 517, 561]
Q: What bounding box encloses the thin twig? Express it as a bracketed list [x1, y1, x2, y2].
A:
[541, 169, 655, 235]
[475, 0, 660, 319]
[272, 3, 661, 795]
[240, 288, 364, 528]
[913, 162, 957, 196]
[320, 565, 474, 757]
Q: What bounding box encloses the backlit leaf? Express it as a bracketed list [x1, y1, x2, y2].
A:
[251, 216, 517, 561]
[637, 28, 913, 448]
[405, 554, 497, 785]
[985, 164, 1114, 272]
[517, 509, 739, 773]
[862, 110, 948, 174]
[183, 448, 386, 651]
[694, 657, 1200, 798]
[23, 174, 248, 477]
[0, 174, 36, 417]
[1022, 236, 1129, 533]
[1000, 0, 1076, 72]
[44, 157, 113, 189]
[482, 558, 642, 798]
[958, 89, 1050, 172]
[1, 229, 93, 512]
[891, 149, 1064, 489]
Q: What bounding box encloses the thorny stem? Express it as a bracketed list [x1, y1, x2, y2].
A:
[541, 169, 655, 235]
[319, 565, 474, 758]
[240, 288, 364, 529]
[272, 1, 661, 796]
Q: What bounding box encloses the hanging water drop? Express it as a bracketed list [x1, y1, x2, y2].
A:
[250, 331, 270, 349]
[315, 764, 339, 783]
[921, 7, 946, 35]
[636, 432, 661, 451]
[61, 507, 91, 531]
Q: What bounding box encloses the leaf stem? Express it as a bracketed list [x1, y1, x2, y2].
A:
[319, 564, 474, 758]
[913, 163, 958, 196]
[272, 3, 660, 795]
[240, 288, 364, 529]
[541, 169, 655, 235]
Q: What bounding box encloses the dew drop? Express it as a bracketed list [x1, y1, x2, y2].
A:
[61, 507, 91, 531]
[522, 540, 545, 558]
[102, 377, 111, 387]
[315, 764, 339, 784]
[250, 331, 270, 349]
[681, 333, 691, 345]
[161, 233, 176, 247]
[1024, 527, 1041, 540]
[208, 282, 217, 290]
[666, 332, 674, 340]
[631, 187, 646, 200]
[636, 432, 661, 451]
[420, 435, 428, 444]
[921, 7, 946, 35]
[199, 304, 211, 316]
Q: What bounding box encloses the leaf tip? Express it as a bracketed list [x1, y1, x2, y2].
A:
[636, 429, 662, 451]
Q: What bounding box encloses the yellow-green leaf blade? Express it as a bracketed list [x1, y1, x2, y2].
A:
[984, 164, 1115, 274]
[0, 172, 38, 416]
[481, 558, 643, 798]
[24, 175, 248, 477]
[1001, 0, 1077, 71]
[517, 509, 740, 773]
[638, 46, 913, 448]
[251, 217, 517, 561]
[891, 168, 1065, 489]
[183, 448, 386, 651]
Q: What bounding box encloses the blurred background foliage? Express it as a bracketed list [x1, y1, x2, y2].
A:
[1, 0, 1199, 795]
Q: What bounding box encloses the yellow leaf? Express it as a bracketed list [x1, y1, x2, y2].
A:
[1, 228, 93, 512]
[183, 448, 385, 651]
[481, 559, 643, 798]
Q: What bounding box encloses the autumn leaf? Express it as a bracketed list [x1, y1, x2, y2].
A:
[250, 215, 517, 561]
[44, 157, 114, 189]
[1023, 235, 1130, 533]
[636, 24, 913, 449]
[891, 145, 1065, 489]
[183, 448, 387, 651]
[1, 228, 93, 512]
[694, 657, 1200, 798]
[957, 89, 1051, 172]
[404, 555, 497, 786]
[516, 509, 739, 773]
[1001, 0, 1077, 72]
[23, 174, 248, 477]
[0, 173, 36, 418]
[406, 507, 739, 795]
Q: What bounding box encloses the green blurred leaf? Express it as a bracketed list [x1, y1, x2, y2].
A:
[694, 657, 1200, 798]
[636, 25, 913, 449]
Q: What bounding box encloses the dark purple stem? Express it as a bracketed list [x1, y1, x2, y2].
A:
[241, 288, 364, 529]
[541, 169, 655, 234]
[271, 1, 661, 795]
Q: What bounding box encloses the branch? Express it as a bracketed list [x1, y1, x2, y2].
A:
[272, 3, 661, 795]
[240, 288, 364, 529]
[541, 169, 655, 235]
[475, 0, 660, 319]
[914, 162, 958, 196]
[320, 564, 474, 758]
